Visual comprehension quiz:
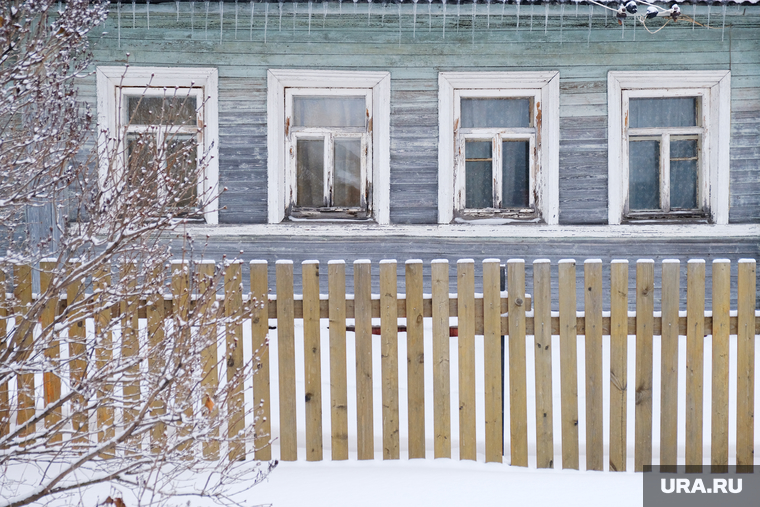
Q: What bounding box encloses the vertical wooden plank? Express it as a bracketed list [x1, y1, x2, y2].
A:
[507, 260, 528, 467]
[736, 259, 756, 471]
[328, 260, 348, 460]
[250, 260, 271, 461]
[0, 267, 7, 439]
[457, 259, 476, 461]
[533, 260, 554, 469]
[584, 259, 603, 471]
[660, 260, 680, 470]
[354, 260, 374, 460]
[711, 259, 730, 471]
[431, 259, 451, 459]
[147, 265, 166, 453]
[94, 265, 114, 451]
[685, 259, 705, 472]
[276, 260, 297, 461]
[609, 260, 628, 472]
[67, 260, 87, 449]
[14, 263, 34, 438]
[171, 261, 193, 459]
[558, 259, 579, 470]
[405, 259, 425, 459]
[302, 261, 323, 461]
[634, 260, 654, 472]
[379, 260, 399, 460]
[120, 262, 140, 450]
[197, 261, 219, 460]
[40, 259, 61, 442]
[225, 261, 245, 461]
[483, 259, 503, 463]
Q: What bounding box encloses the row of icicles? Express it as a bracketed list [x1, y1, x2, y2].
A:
[103, 0, 731, 46]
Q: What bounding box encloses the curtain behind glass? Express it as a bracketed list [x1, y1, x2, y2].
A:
[461, 98, 531, 129]
[629, 98, 697, 128]
[293, 97, 366, 127]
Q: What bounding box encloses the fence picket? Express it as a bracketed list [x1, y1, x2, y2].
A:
[685, 260, 705, 472]
[736, 259, 756, 470]
[327, 261, 348, 460]
[558, 260, 579, 470]
[40, 260, 61, 442]
[171, 261, 193, 459]
[533, 260, 554, 469]
[276, 260, 297, 461]
[405, 260, 425, 459]
[609, 260, 628, 472]
[225, 261, 245, 461]
[660, 260, 680, 470]
[67, 260, 87, 449]
[634, 260, 654, 472]
[250, 261, 271, 461]
[94, 265, 114, 453]
[711, 260, 730, 471]
[483, 259, 502, 463]
[147, 265, 166, 453]
[380, 260, 400, 460]
[507, 260, 528, 467]
[355, 260, 374, 460]
[302, 261, 323, 461]
[431, 260, 451, 459]
[584, 259, 603, 471]
[14, 263, 34, 439]
[198, 261, 219, 460]
[121, 262, 140, 452]
[457, 260, 476, 461]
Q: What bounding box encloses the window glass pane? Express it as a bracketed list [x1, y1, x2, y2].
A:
[465, 141, 493, 208]
[670, 139, 698, 209]
[126, 133, 159, 205]
[334, 139, 362, 207]
[296, 139, 325, 207]
[461, 98, 531, 129]
[501, 141, 530, 208]
[629, 98, 697, 128]
[166, 134, 198, 209]
[293, 96, 366, 128]
[629, 139, 660, 210]
[127, 95, 197, 125]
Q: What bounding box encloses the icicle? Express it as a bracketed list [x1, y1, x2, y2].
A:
[310, 1, 314, 33]
[279, 1, 283, 31]
[294, 1, 297, 33]
[381, 1, 385, 26]
[587, 4, 592, 45]
[575, 0, 578, 17]
[604, 4, 607, 26]
[443, 0, 447, 38]
[265, 2, 269, 42]
[339, 0, 343, 15]
[367, 0, 371, 26]
[559, 3, 564, 44]
[398, 2, 402, 46]
[692, 3, 696, 30]
[530, 3, 533, 31]
[544, 2, 548, 35]
[354, 0, 358, 15]
[250, 0, 254, 41]
[147, 0, 150, 30]
[132, 0, 136, 29]
[220, 1, 224, 43]
[516, 0, 520, 30]
[721, 4, 726, 41]
[621, 17, 624, 39]
[486, 0, 490, 29]
[428, 0, 433, 32]
[118, 1, 121, 48]
[457, 0, 460, 33]
[176, 0, 180, 21]
[633, 11, 636, 40]
[707, 4, 711, 28]
[501, 0, 505, 21]
[191, 0, 194, 36]
[413, 0, 417, 37]
[324, 0, 328, 28]
[235, 0, 238, 40]
[472, 0, 476, 45]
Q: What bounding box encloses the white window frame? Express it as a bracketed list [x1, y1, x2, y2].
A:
[267, 69, 391, 224]
[438, 71, 560, 225]
[96, 66, 219, 224]
[608, 71, 731, 225]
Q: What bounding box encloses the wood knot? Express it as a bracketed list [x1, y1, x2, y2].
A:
[515, 298, 523, 307]
[227, 356, 235, 367]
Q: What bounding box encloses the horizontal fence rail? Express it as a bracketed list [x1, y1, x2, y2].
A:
[0, 258, 758, 472]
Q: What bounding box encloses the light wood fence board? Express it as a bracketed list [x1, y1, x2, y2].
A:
[276, 260, 297, 461]
[685, 260, 705, 472]
[736, 259, 755, 470]
[558, 259, 579, 470]
[457, 260, 476, 461]
[380, 260, 400, 460]
[507, 260, 528, 467]
[432, 260, 451, 459]
[198, 262, 219, 460]
[533, 260, 554, 469]
[711, 260, 730, 471]
[94, 266, 114, 451]
[405, 260, 425, 459]
[634, 260, 654, 472]
[584, 259, 603, 471]
[302, 261, 323, 461]
[250, 260, 271, 461]
[120, 262, 140, 452]
[327, 261, 348, 460]
[483, 259, 502, 464]
[147, 265, 166, 453]
[609, 260, 628, 472]
[354, 260, 374, 460]
[14, 264, 34, 439]
[659, 260, 680, 471]
[40, 260, 61, 442]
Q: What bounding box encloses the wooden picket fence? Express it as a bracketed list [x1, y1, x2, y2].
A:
[1, 258, 758, 472]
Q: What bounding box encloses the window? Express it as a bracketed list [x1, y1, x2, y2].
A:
[96, 67, 219, 224]
[267, 70, 390, 224]
[608, 71, 730, 225]
[438, 72, 559, 225]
